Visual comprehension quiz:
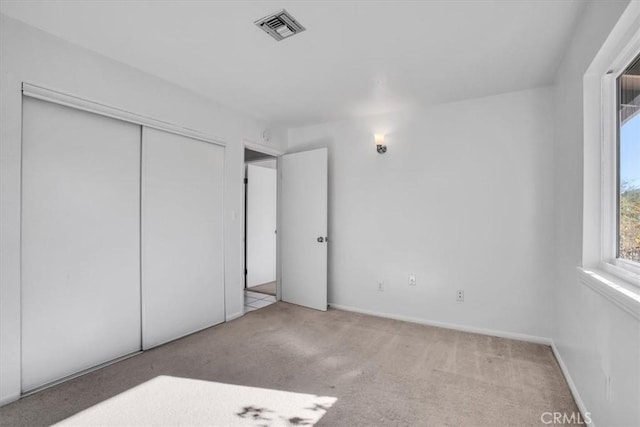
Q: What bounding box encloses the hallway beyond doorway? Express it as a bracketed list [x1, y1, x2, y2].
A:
[247, 281, 275, 296]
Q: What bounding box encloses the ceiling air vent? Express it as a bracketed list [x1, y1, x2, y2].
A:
[255, 9, 305, 41]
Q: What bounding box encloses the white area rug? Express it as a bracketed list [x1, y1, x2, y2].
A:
[55, 376, 337, 426]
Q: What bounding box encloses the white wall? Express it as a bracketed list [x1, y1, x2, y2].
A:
[247, 158, 277, 169]
[552, 1, 640, 426]
[288, 87, 555, 341]
[0, 14, 286, 404]
[246, 164, 278, 287]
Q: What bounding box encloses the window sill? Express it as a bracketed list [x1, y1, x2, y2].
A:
[577, 267, 640, 320]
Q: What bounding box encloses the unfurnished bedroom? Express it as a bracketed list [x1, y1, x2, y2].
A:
[0, 1, 638, 426]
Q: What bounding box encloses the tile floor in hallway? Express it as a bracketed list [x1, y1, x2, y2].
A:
[244, 290, 276, 312]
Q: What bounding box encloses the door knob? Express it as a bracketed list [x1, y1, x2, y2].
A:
[317, 237, 324, 242]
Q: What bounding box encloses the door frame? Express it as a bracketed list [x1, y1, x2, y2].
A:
[242, 141, 283, 303]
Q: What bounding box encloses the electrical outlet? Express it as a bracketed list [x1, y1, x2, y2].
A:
[408, 274, 416, 286]
[456, 290, 464, 302]
[377, 281, 384, 292]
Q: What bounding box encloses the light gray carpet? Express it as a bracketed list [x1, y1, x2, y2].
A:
[247, 281, 276, 296]
[0, 303, 579, 426]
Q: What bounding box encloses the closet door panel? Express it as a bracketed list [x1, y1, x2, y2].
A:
[142, 127, 224, 349]
[21, 97, 142, 391]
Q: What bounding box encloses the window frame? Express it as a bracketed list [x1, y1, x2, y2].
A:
[601, 40, 640, 287]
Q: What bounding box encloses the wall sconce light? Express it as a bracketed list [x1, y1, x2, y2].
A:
[375, 134, 387, 154]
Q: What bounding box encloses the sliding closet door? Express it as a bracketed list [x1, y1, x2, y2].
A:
[21, 98, 142, 391]
[141, 127, 225, 349]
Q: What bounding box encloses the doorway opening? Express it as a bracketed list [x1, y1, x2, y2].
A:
[244, 147, 278, 313]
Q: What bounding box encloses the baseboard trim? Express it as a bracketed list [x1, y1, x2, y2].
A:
[226, 311, 244, 322]
[551, 342, 594, 427]
[0, 392, 20, 407]
[21, 351, 142, 397]
[328, 303, 552, 345]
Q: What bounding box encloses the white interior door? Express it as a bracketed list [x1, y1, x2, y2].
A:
[280, 148, 328, 311]
[21, 97, 142, 391]
[141, 127, 225, 349]
[246, 164, 277, 287]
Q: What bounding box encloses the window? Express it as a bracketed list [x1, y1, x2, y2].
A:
[579, 6, 640, 312]
[617, 54, 640, 265]
[599, 43, 640, 285]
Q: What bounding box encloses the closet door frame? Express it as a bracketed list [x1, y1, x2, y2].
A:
[22, 83, 226, 148]
[19, 82, 226, 392]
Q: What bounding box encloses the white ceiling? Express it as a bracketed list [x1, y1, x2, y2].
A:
[1, 0, 584, 127]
